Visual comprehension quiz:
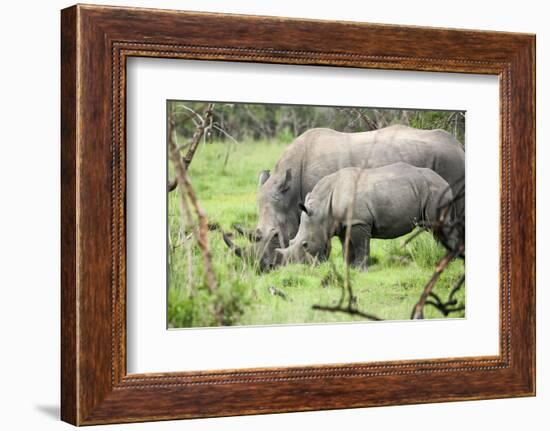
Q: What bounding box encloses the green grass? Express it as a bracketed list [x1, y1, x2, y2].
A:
[168, 139, 465, 328]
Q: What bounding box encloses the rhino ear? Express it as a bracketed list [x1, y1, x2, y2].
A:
[278, 169, 292, 193]
[299, 202, 312, 216]
[258, 170, 270, 186]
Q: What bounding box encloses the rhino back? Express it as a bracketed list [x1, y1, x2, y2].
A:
[327, 164, 446, 239]
[276, 126, 464, 198]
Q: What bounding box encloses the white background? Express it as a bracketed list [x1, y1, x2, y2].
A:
[127, 59, 500, 373]
[0, 0, 547, 430]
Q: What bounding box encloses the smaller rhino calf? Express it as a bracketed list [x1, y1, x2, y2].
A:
[276, 162, 457, 271]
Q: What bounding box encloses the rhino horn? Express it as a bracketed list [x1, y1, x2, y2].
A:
[258, 170, 271, 186]
[222, 231, 243, 258]
[232, 224, 258, 242]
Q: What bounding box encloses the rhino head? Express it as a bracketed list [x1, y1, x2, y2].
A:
[221, 167, 301, 270]
[275, 196, 332, 266]
[251, 168, 302, 270]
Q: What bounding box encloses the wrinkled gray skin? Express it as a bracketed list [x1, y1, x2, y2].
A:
[254, 125, 464, 270]
[276, 163, 456, 271]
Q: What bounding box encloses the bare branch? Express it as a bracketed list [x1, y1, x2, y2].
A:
[312, 249, 383, 321]
[168, 106, 218, 295]
[213, 123, 239, 145]
[171, 110, 197, 125]
[401, 227, 428, 248]
[168, 103, 215, 192]
[410, 245, 464, 319]
[312, 304, 382, 321]
[174, 104, 204, 123]
[183, 103, 214, 166]
[167, 178, 178, 192]
[352, 108, 378, 131]
[425, 274, 465, 316]
[212, 123, 240, 170]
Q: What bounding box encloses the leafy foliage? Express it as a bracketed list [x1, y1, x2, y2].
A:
[172, 102, 465, 147]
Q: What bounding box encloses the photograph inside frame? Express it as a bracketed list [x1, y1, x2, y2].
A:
[166, 101, 465, 328]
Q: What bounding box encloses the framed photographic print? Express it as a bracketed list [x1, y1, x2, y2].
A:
[61, 4, 535, 425]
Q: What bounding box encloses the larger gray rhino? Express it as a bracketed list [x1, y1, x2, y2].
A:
[227, 125, 464, 270]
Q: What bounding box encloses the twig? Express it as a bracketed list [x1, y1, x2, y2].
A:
[352, 108, 377, 131]
[312, 305, 382, 321]
[184, 103, 214, 165]
[168, 124, 195, 294]
[167, 178, 178, 192]
[424, 301, 465, 316]
[170, 110, 197, 125]
[312, 250, 382, 321]
[448, 274, 466, 301]
[174, 104, 204, 122]
[171, 233, 194, 250]
[268, 286, 291, 301]
[425, 274, 466, 316]
[168, 103, 215, 192]
[213, 123, 240, 171]
[401, 227, 428, 248]
[410, 246, 464, 319]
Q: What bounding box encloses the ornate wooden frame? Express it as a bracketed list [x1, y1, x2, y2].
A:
[61, 4, 535, 425]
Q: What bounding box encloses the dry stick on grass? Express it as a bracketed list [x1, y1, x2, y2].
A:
[168, 108, 218, 295]
[312, 304, 383, 321]
[167, 103, 215, 192]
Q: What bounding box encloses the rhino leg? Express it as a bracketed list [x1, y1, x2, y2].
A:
[340, 224, 371, 272]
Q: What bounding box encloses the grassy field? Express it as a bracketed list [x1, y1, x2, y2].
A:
[168, 139, 465, 328]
